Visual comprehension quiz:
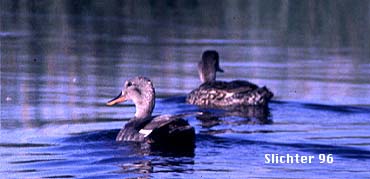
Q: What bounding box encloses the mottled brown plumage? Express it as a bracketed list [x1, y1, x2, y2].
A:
[187, 51, 273, 107]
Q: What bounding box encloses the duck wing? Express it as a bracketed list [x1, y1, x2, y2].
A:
[187, 81, 258, 105]
[116, 117, 151, 142]
[141, 114, 195, 144]
[201, 80, 258, 93]
[187, 80, 273, 106]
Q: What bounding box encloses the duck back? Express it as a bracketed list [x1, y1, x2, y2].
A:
[186, 80, 273, 107]
[145, 115, 195, 145]
[116, 115, 195, 145]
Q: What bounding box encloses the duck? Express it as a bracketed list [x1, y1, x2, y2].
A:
[186, 50, 273, 107]
[107, 76, 195, 144]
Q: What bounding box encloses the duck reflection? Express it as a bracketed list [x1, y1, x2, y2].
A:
[64, 129, 195, 177]
[195, 105, 272, 134]
[120, 140, 195, 157]
[117, 142, 195, 177]
[119, 160, 153, 175]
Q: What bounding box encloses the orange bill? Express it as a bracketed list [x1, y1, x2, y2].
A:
[106, 92, 126, 106]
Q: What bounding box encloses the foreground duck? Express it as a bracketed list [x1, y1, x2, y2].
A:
[186, 50, 273, 107]
[107, 76, 195, 144]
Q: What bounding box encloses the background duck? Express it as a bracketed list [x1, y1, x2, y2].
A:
[107, 76, 195, 145]
[186, 50, 274, 107]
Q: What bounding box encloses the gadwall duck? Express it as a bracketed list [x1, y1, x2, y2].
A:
[107, 76, 195, 144]
[186, 50, 273, 107]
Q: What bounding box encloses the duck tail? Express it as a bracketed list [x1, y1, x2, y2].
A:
[251, 86, 273, 106]
[260, 86, 274, 100]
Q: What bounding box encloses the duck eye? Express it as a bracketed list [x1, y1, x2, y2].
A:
[126, 81, 132, 87]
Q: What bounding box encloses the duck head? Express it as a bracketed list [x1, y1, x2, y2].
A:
[107, 76, 155, 119]
[198, 50, 224, 83]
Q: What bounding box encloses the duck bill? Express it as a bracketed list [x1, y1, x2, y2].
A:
[106, 92, 127, 106]
[217, 67, 224, 73]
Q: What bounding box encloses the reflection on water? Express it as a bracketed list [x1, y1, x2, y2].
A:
[2, 0, 370, 109]
[1, 0, 370, 178]
[196, 106, 272, 133]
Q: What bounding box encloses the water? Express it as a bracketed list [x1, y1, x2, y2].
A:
[1, 0, 370, 178]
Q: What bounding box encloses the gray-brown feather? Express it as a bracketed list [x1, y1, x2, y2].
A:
[145, 115, 195, 144]
[116, 115, 194, 143]
[186, 80, 273, 107]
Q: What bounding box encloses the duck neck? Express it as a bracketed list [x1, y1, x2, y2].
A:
[133, 98, 155, 119]
[198, 61, 217, 83]
[199, 71, 216, 83]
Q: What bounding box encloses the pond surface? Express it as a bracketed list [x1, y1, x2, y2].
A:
[1, 0, 370, 178]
